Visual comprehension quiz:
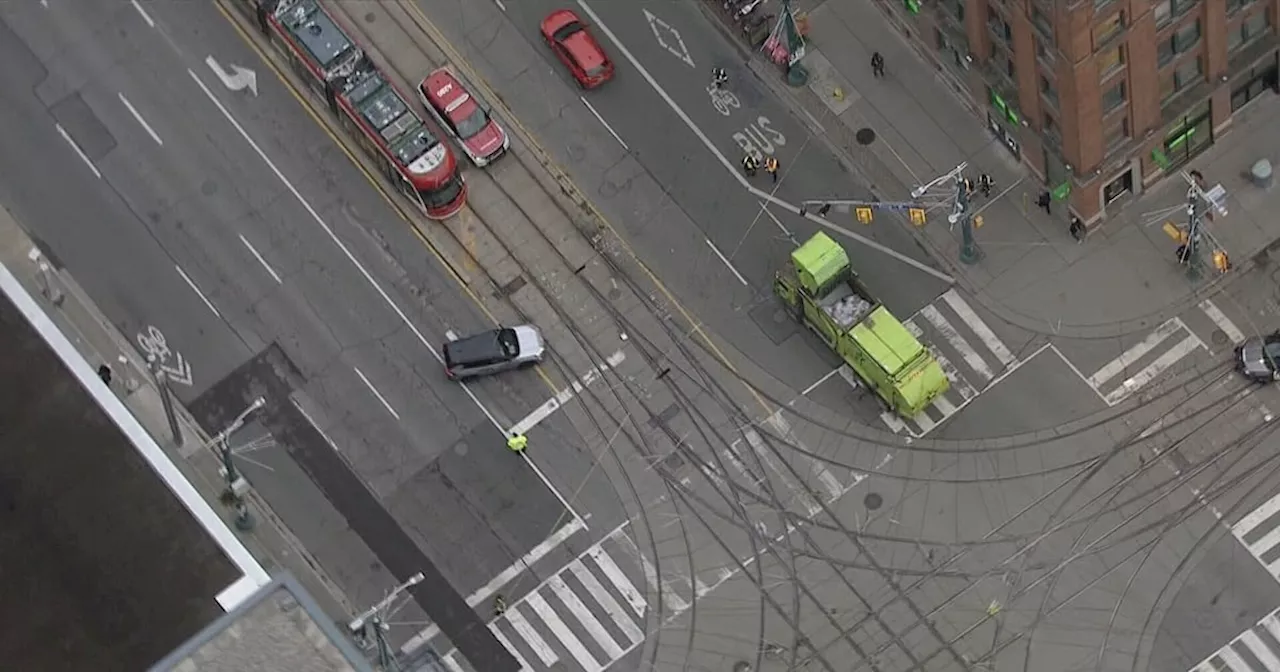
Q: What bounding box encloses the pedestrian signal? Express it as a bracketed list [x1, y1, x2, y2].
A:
[908, 208, 926, 227]
[855, 207, 874, 225]
[974, 215, 984, 229]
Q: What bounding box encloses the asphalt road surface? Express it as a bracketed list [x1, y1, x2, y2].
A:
[0, 1, 621, 661]
[0, 288, 236, 670]
[417, 0, 951, 401]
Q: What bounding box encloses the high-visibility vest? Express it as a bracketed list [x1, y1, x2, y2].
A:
[507, 435, 528, 452]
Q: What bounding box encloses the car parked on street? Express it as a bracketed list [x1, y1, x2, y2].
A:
[540, 10, 613, 89]
[1237, 330, 1280, 382]
[417, 69, 509, 167]
[443, 325, 545, 380]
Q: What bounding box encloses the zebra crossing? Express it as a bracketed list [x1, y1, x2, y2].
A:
[428, 526, 658, 672]
[877, 288, 1018, 437]
[1084, 299, 1247, 407]
[1191, 605, 1280, 671]
[1234, 490, 1280, 587]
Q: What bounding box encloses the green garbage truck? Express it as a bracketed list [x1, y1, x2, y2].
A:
[774, 232, 949, 417]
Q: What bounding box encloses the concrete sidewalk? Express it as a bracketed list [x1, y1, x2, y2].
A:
[722, 0, 1280, 338]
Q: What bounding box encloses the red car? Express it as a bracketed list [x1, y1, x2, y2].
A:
[540, 10, 613, 89]
[417, 69, 509, 168]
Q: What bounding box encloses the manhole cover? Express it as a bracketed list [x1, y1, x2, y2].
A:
[1211, 329, 1228, 346]
[364, 12, 376, 23]
[453, 440, 469, 456]
[855, 128, 877, 145]
[864, 492, 883, 510]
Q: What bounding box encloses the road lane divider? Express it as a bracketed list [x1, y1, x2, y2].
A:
[352, 366, 400, 420]
[118, 92, 163, 146]
[54, 123, 101, 179]
[580, 97, 629, 151]
[237, 234, 282, 284]
[173, 264, 221, 318]
[507, 351, 626, 436]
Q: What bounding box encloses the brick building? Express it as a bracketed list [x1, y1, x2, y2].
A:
[897, 0, 1279, 227]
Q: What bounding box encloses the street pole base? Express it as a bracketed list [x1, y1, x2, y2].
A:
[234, 509, 256, 532]
[959, 244, 984, 265]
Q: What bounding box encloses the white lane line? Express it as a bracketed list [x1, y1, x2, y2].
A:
[1200, 299, 1246, 345]
[353, 366, 400, 420]
[506, 605, 559, 667]
[174, 265, 221, 318]
[581, 97, 629, 151]
[1087, 319, 1183, 388]
[573, 0, 954, 286]
[118, 93, 163, 145]
[526, 591, 602, 671]
[920, 305, 993, 381]
[800, 367, 841, 396]
[507, 350, 626, 435]
[549, 574, 625, 660]
[705, 238, 748, 286]
[399, 517, 588, 653]
[568, 559, 645, 645]
[759, 202, 794, 239]
[493, 0, 507, 11]
[1102, 335, 1200, 406]
[55, 123, 101, 179]
[588, 544, 646, 617]
[130, 0, 156, 27]
[238, 234, 282, 284]
[488, 626, 533, 672]
[445, 329, 458, 341]
[941, 289, 1015, 366]
[189, 68, 587, 526]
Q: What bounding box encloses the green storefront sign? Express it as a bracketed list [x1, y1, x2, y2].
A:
[988, 90, 1020, 125]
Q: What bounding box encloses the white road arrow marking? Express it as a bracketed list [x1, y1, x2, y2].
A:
[159, 352, 193, 386]
[205, 56, 258, 96]
[643, 9, 695, 68]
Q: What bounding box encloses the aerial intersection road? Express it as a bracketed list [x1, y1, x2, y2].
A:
[9, 0, 1280, 671]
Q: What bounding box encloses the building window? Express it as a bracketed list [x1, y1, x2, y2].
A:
[1103, 170, 1134, 205]
[1102, 80, 1127, 113]
[988, 7, 1013, 42]
[1031, 6, 1054, 42]
[1154, 0, 1197, 28]
[1098, 46, 1125, 80]
[1104, 117, 1130, 154]
[1226, 0, 1255, 16]
[1095, 11, 1126, 46]
[1228, 11, 1272, 53]
[1040, 74, 1058, 106]
[1161, 57, 1203, 102]
[1158, 20, 1201, 66]
[1231, 63, 1279, 111]
[1095, 0, 1115, 10]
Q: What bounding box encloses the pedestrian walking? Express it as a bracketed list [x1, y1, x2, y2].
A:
[1036, 190, 1052, 215]
[764, 155, 780, 183]
[1069, 216, 1086, 243]
[871, 51, 885, 78]
[979, 173, 994, 198]
[97, 364, 112, 386]
[742, 153, 760, 177]
[493, 594, 507, 616]
[507, 433, 528, 453]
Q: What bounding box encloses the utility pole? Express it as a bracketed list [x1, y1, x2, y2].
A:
[913, 163, 982, 264]
[147, 354, 184, 448]
[1174, 170, 1230, 281]
[349, 572, 425, 671]
[208, 396, 266, 531]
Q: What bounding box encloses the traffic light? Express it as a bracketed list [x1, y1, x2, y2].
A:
[855, 207, 874, 225]
[909, 208, 926, 227]
[1212, 250, 1231, 274]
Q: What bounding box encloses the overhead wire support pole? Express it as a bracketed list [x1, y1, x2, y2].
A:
[208, 396, 266, 531]
[914, 163, 982, 265]
[349, 572, 425, 671]
[1175, 169, 1230, 280]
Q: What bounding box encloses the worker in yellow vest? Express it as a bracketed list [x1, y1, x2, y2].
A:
[507, 433, 528, 453]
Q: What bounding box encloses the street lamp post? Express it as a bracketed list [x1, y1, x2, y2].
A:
[209, 396, 266, 531]
[349, 572, 425, 671]
[913, 163, 982, 264]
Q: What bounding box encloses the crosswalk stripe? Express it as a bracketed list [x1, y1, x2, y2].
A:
[1262, 614, 1280, 645]
[764, 413, 844, 502]
[568, 560, 645, 645]
[506, 604, 559, 667]
[587, 545, 646, 617]
[1234, 492, 1280, 535]
[526, 591, 602, 671]
[441, 652, 467, 672]
[1217, 644, 1252, 671]
[489, 626, 533, 672]
[1103, 335, 1201, 405]
[1201, 299, 1247, 345]
[1248, 524, 1280, 567]
[1088, 319, 1183, 388]
[912, 409, 937, 434]
[921, 305, 994, 381]
[879, 410, 908, 434]
[942, 289, 1015, 366]
[933, 395, 957, 416]
[549, 575, 624, 660]
[615, 535, 690, 615]
[1241, 630, 1280, 670]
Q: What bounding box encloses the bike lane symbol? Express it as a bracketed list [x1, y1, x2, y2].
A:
[136, 325, 194, 386]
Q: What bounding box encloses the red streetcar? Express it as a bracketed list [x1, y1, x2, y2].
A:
[254, 0, 466, 219]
